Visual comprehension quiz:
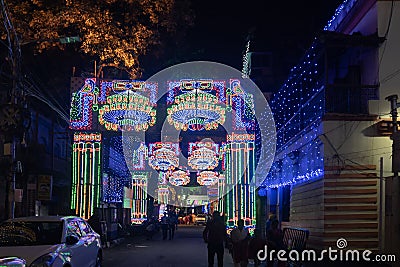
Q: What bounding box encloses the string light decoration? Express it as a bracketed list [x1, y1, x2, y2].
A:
[241, 40, 251, 78]
[262, 131, 324, 188]
[324, 0, 357, 31]
[69, 76, 271, 223]
[217, 174, 226, 212]
[70, 79, 158, 131]
[98, 90, 156, 131]
[158, 172, 168, 185]
[148, 142, 180, 171]
[70, 78, 96, 130]
[132, 143, 148, 170]
[166, 79, 226, 131]
[260, 30, 327, 190]
[224, 132, 256, 227]
[227, 79, 256, 131]
[168, 169, 190, 186]
[71, 132, 102, 219]
[157, 185, 169, 205]
[131, 172, 149, 222]
[197, 171, 219, 186]
[188, 143, 219, 171]
[102, 135, 132, 203]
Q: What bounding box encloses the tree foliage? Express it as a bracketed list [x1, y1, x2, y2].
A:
[2, 0, 194, 78]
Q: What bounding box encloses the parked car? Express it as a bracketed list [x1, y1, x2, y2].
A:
[194, 214, 208, 226]
[0, 257, 26, 266]
[0, 215, 102, 267]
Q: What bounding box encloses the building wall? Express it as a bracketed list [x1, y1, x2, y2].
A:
[267, 0, 400, 256]
[288, 178, 324, 249]
[375, 1, 400, 258]
[323, 120, 391, 174]
[373, 1, 400, 113]
[322, 120, 382, 252]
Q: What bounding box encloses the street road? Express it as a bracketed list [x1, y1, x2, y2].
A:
[103, 225, 236, 267]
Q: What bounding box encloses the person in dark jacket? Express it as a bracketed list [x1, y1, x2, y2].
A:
[160, 212, 169, 240]
[203, 211, 227, 267]
[87, 210, 102, 235]
[248, 228, 267, 267]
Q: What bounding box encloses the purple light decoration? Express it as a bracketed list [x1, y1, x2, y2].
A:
[69, 78, 96, 130]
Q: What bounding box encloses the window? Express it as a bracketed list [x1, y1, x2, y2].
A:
[67, 220, 82, 237]
[77, 220, 91, 236]
[0, 221, 62, 246]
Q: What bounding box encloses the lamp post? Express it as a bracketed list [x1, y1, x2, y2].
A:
[385, 94, 400, 256]
[385, 94, 400, 175]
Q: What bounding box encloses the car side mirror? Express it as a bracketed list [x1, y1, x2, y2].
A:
[66, 234, 79, 245]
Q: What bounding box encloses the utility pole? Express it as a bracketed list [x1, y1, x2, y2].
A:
[1, 0, 23, 219]
[385, 94, 400, 257]
[1, 1, 80, 219]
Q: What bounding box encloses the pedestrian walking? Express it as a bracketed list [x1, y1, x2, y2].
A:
[266, 219, 285, 267]
[145, 218, 157, 240]
[168, 211, 177, 240]
[266, 213, 277, 233]
[161, 212, 169, 240]
[248, 228, 267, 267]
[230, 219, 250, 267]
[202, 210, 227, 267]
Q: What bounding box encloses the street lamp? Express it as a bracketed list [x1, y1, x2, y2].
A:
[385, 94, 400, 256]
[385, 94, 400, 174]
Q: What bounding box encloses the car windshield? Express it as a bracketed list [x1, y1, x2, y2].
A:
[0, 221, 63, 247]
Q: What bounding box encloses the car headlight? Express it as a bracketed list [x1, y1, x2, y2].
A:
[30, 253, 57, 267]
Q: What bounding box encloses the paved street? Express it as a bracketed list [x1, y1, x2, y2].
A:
[103, 225, 236, 267]
[102, 225, 394, 267]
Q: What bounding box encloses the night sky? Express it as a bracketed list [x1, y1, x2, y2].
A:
[166, 0, 344, 90]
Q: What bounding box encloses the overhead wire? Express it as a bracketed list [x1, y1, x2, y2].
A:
[22, 78, 70, 123]
[23, 74, 69, 117]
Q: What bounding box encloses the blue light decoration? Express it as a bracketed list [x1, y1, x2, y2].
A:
[324, 0, 358, 31]
[227, 79, 256, 131]
[70, 79, 96, 130]
[166, 79, 226, 131]
[102, 135, 132, 203]
[241, 40, 251, 78]
[261, 27, 327, 190]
